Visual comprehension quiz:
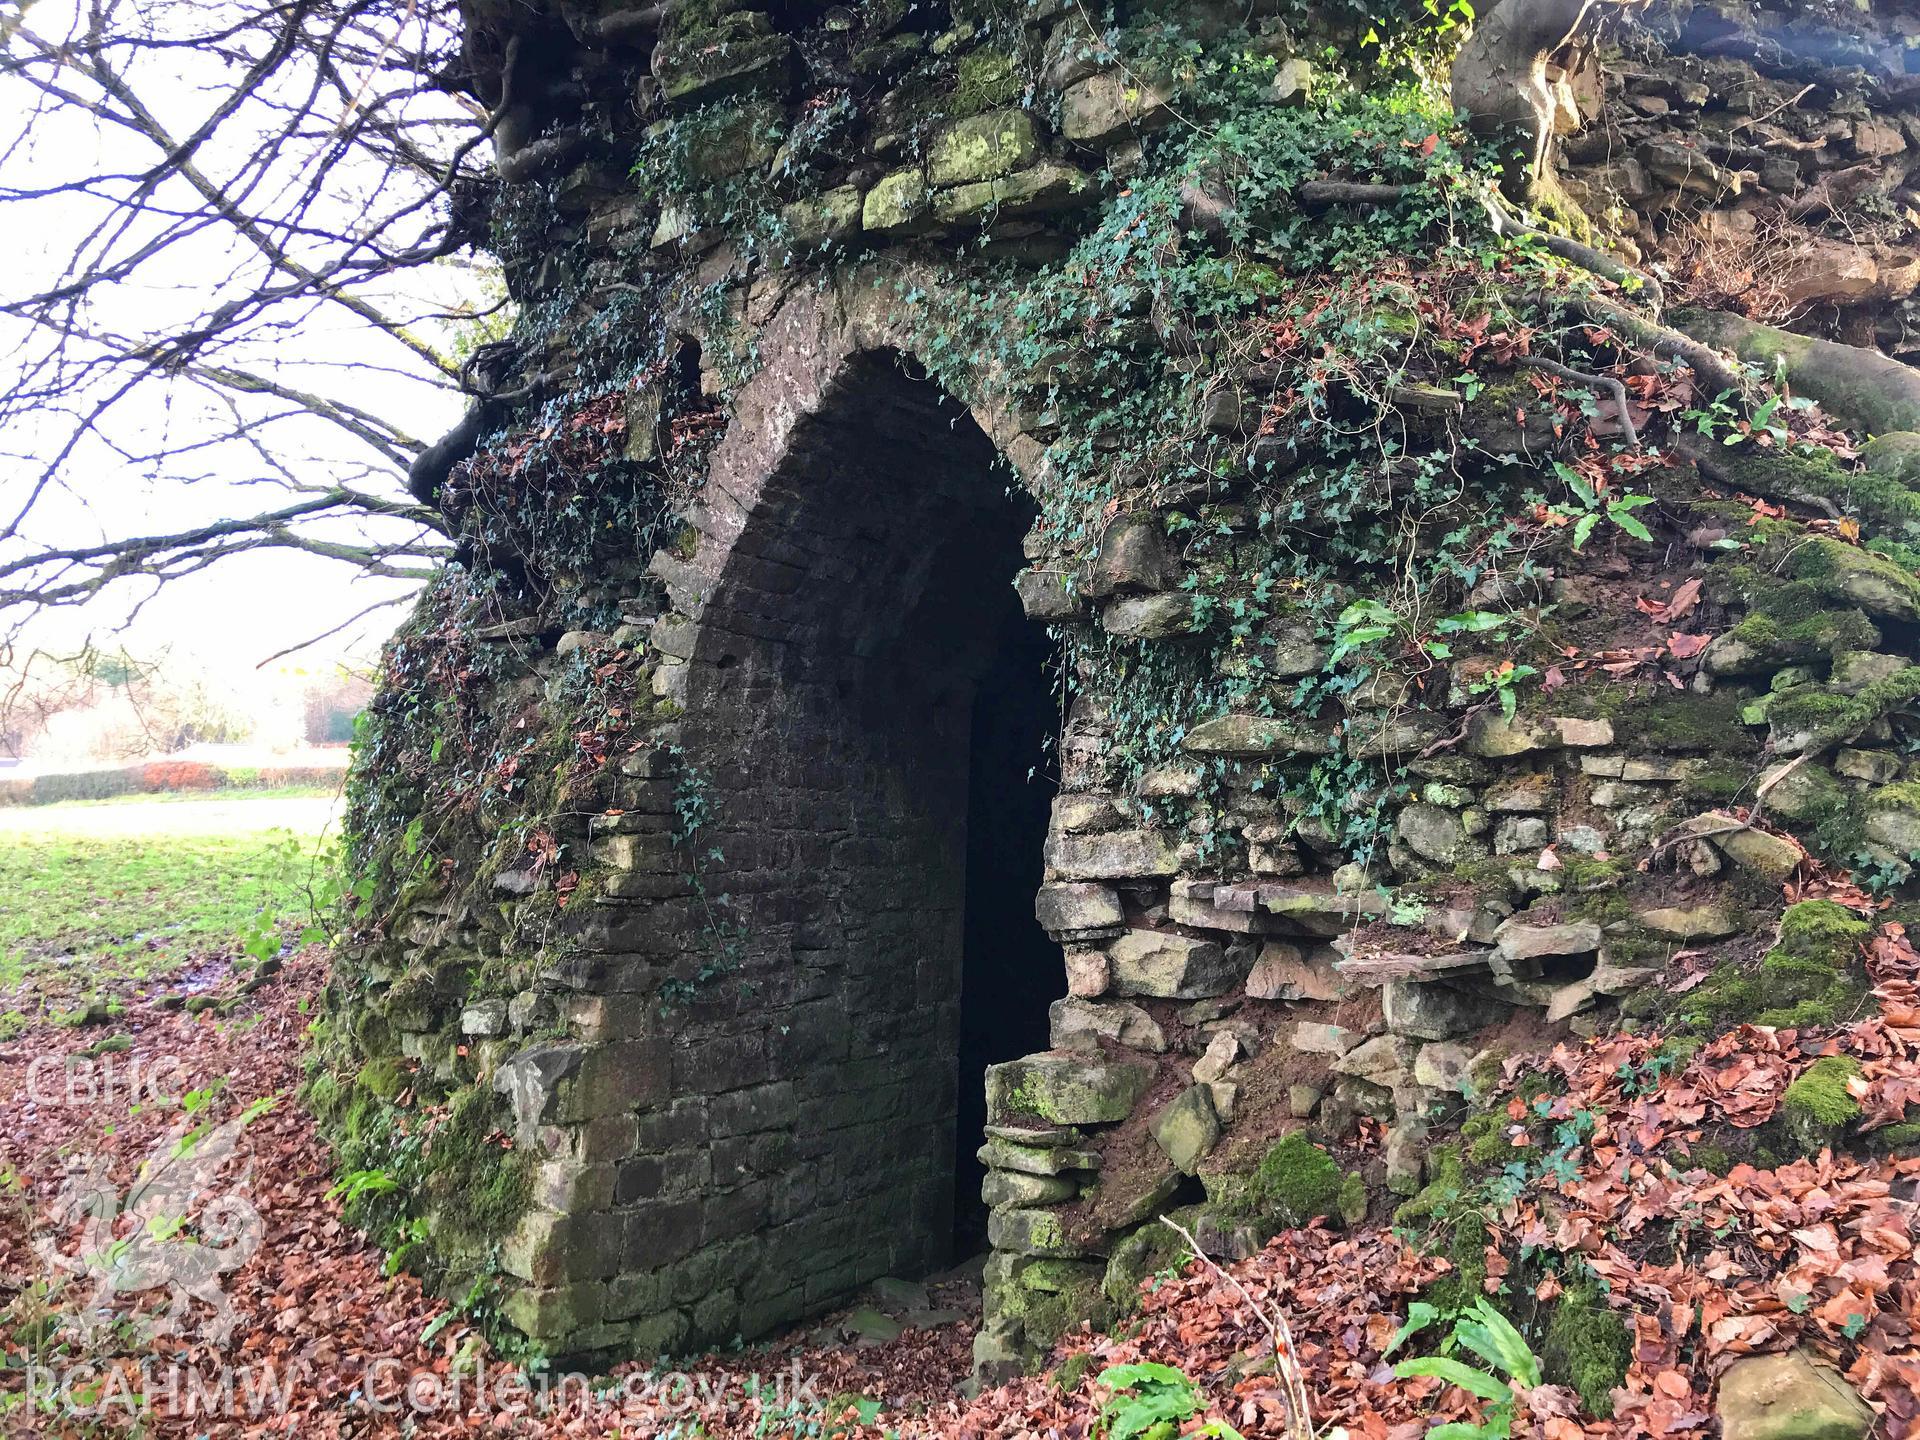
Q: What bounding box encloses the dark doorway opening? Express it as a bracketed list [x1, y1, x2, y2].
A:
[684, 352, 1064, 1313]
[954, 570, 1062, 1257]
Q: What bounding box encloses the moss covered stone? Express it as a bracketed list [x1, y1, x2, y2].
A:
[987, 1055, 1152, 1125]
[988, 1255, 1111, 1347]
[422, 1085, 535, 1247]
[1102, 1209, 1198, 1312]
[1671, 901, 1870, 1033]
[1769, 666, 1920, 753]
[1782, 1056, 1862, 1153]
[1542, 1282, 1632, 1418]
[1392, 1141, 1467, 1228]
[1230, 1132, 1365, 1228]
[1461, 1111, 1520, 1167]
[927, 109, 1040, 187]
[1869, 1119, 1920, 1152]
[1865, 780, 1920, 854]
[1596, 689, 1756, 753]
[1785, 535, 1920, 623]
[358, 1056, 410, 1100]
[953, 49, 1023, 116]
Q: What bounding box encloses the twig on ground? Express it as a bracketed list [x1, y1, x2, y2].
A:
[1158, 1214, 1314, 1440]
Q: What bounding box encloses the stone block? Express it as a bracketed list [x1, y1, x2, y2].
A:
[1253, 882, 1388, 937]
[982, 1170, 1079, 1208]
[1107, 929, 1242, 998]
[987, 1206, 1095, 1258]
[1383, 980, 1501, 1041]
[986, 1054, 1151, 1125]
[1060, 69, 1174, 147]
[502, 1281, 605, 1341]
[680, 99, 784, 181]
[1836, 747, 1900, 784]
[494, 1042, 585, 1143]
[1494, 815, 1549, 854]
[932, 159, 1098, 223]
[1082, 512, 1178, 598]
[1064, 946, 1111, 997]
[1053, 792, 1119, 833]
[1036, 881, 1124, 934]
[1829, 650, 1908, 694]
[461, 999, 508, 1036]
[1149, 1085, 1221, 1174]
[1182, 713, 1335, 757]
[1015, 566, 1081, 620]
[862, 166, 932, 235]
[1332, 1034, 1418, 1084]
[1396, 802, 1469, 864]
[1717, 1350, 1871, 1440]
[1687, 812, 1804, 882]
[1169, 880, 1281, 934]
[656, 31, 791, 107]
[1465, 710, 1554, 757]
[978, 1137, 1101, 1176]
[1493, 919, 1602, 965]
[779, 185, 863, 251]
[1244, 940, 1347, 1001]
[1412, 1041, 1475, 1091]
[1484, 772, 1554, 812]
[1635, 903, 1739, 939]
[1102, 592, 1200, 639]
[927, 109, 1041, 186]
[1552, 717, 1614, 747]
[1051, 995, 1168, 1052]
[1045, 828, 1179, 880]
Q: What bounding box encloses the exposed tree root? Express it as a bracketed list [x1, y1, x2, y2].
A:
[1675, 309, 1920, 437]
[1537, 292, 1748, 400]
[1515, 355, 1640, 448]
[1481, 191, 1665, 315]
[1680, 436, 1841, 518]
[1296, 180, 1663, 312]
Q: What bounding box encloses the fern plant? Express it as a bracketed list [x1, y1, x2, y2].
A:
[1387, 1297, 1542, 1440]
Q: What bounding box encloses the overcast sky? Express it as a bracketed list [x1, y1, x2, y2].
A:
[1, 0, 482, 680]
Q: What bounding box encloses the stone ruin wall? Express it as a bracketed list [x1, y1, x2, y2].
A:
[316, 0, 1920, 1380]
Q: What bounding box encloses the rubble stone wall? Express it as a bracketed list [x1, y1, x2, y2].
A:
[314, 0, 1920, 1377]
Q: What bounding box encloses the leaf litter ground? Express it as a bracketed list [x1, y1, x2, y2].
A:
[0, 936, 1915, 1437]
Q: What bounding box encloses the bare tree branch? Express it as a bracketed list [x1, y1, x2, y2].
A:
[0, 0, 495, 636]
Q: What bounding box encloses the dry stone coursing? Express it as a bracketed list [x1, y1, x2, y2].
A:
[319, 0, 1920, 1387]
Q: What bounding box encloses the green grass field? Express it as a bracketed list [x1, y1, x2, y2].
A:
[0, 793, 340, 1014]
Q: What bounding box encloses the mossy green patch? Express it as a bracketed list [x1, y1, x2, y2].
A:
[423, 1084, 534, 1246]
[1679, 763, 1751, 805]
[1238, 1132, 1358, 1227]
[1870, 1119, 1920, 1151]
[1685, 1142, 1734, 1174]
[1669, 901, 1870, 1033]
[1786, 535, 1920, 619]
[1462, 1111, 1520, 1167]
[1778, 900, 1872, 960]
[1773, 665, 1920, 751]
[1541, 1282, 1632, 1418]
[1781, 1055, 1862, 1152]
[1594, 689, 1756, 753]
[1054, 1350, 1096, 1393]
[953, 47, 1021, 115]
[1393, 1141, 1467, 1228]
[358, 1056, 410, 1100]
